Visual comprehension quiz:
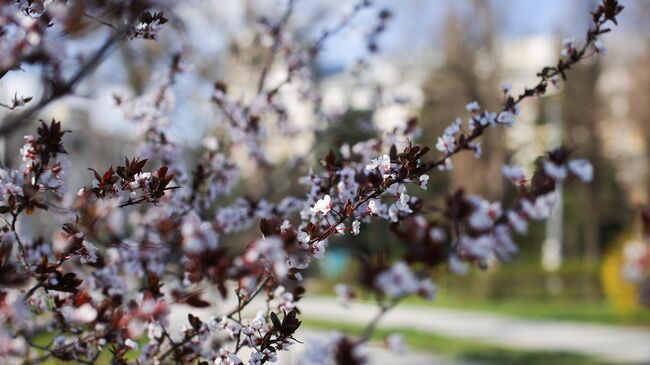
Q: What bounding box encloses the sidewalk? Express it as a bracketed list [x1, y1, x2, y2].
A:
[298, 297, 650, 364]
[275, 329, 479, 365]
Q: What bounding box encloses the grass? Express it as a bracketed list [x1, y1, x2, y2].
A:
[307, 279, 650, 326]
[301, 318, 628, 365]
[25, 332, 140, 365]
[25, 317, 638, 365]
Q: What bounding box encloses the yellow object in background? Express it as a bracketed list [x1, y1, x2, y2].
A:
[601, 240, 640, 319]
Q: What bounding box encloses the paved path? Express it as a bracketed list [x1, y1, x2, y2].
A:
[168, 302, 476, 365]
[226, 329, 477, 365]
[299, 297, 650, 364]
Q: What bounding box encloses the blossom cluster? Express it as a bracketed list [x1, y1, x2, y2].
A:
[0, 0, 625, 364]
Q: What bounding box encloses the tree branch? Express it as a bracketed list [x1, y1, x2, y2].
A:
[0, 25, 129, 137]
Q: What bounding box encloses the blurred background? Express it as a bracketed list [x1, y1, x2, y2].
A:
[3, 0, 650, 364]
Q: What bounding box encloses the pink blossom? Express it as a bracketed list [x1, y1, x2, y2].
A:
[311, 194, 332, 215]
[568, 159, 593, 182]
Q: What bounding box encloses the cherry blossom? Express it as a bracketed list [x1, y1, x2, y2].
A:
[335, 284, 355, 306]
[593, 38, 607, 55]
[501, 164, 527, 185]
[311, 194, 333, 215]
[0, 1, 624, 364]
[385, 333, 406, 354]
[543, 161, 568, 181]
[465, 101, 481, 112]
[375, 261, 420, 298]
[568, 159, 594, 182]
[352, 220, 361, 235]
[561, 37, 576, 57]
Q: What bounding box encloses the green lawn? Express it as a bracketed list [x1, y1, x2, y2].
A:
[311, 254, 650, 326]
[309, 282, 650, 326]
[301, 319, 628, 365]
[25, 332, 139, 365]
[25, 317, 641, 365]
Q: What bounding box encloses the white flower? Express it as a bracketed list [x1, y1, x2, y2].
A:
[148, 322, 164, 340]
[418, 278, 437, 300]
[436, 134, 456, 153]
[352, 220, 361, 235]
[593, 38, 607, 55]
[311, 195, 332, 215]
[561, 37, 575, 57]
[181, 212, 219, 253]
[80, 240, 98, 264]
[469, 210, 493, 230]
[497, 111, 515, 127]
[419, 174, 429, 190]
[220, 350, 243, 365]
[375, 261, 419, 297]
[335, 284, 354, 306]
[494, 224, 518, 261]
[449, 254, 469, 275]
[568, 159, 593, 182]
[297, 231, 310, 247]
[470, 142, 482, 158]
[71, 304, 97, 324]
[335, 223, 346, 235]
[302, 338, 332, 364]
[396, 193, 412, 213]
[500, 83, 512, 94]
[501, 164, 526, 185]
[263, 349, 277, 363]
[202, 135, 219, 151]
[245, 237, 287, 276]
[219, 317, 242, 338]
[312, 241, 327, 259]
[428, 227, 446, 242]
[250, 351, 264, 365]
[507, 210, 528, 234]
[340, 143, 351, 158]
[521, 193, 557, 220]
[468, 198, 502, 230]
[125, 338, 138, 350]
[250, 311, 265, 330]
[367, 200, 378, 215]
[437, 158, 453, 171]
[134, 172, 151, 189]
[385, 333, 406, 354]
[388, 204, 400, 222]
[365, 154, 391, 174]
[622, 242, 649, 282]
[444, 118, 462, 135]
[465, 101, 480, 112]
[460, 234, 496, 261]
[543, 161, 567, 181]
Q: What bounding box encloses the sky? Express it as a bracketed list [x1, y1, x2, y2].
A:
[1, 0, 644, 144]
[313, 0, 643, 69]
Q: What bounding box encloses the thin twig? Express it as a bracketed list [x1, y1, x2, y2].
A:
[358, 298, 400, 343]
[256, 0, 296, 94]
[307, 17, 609, 247]
[226, 274, 273, 318]
[0, 23, 130, 137]
[83, 12, 119, 30]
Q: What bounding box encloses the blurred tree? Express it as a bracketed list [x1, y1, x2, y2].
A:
[561, 57, 604, 261]
[420, 0, 505, 200]
[561, 1, 627, 262]
[629, 4, 650, 203]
